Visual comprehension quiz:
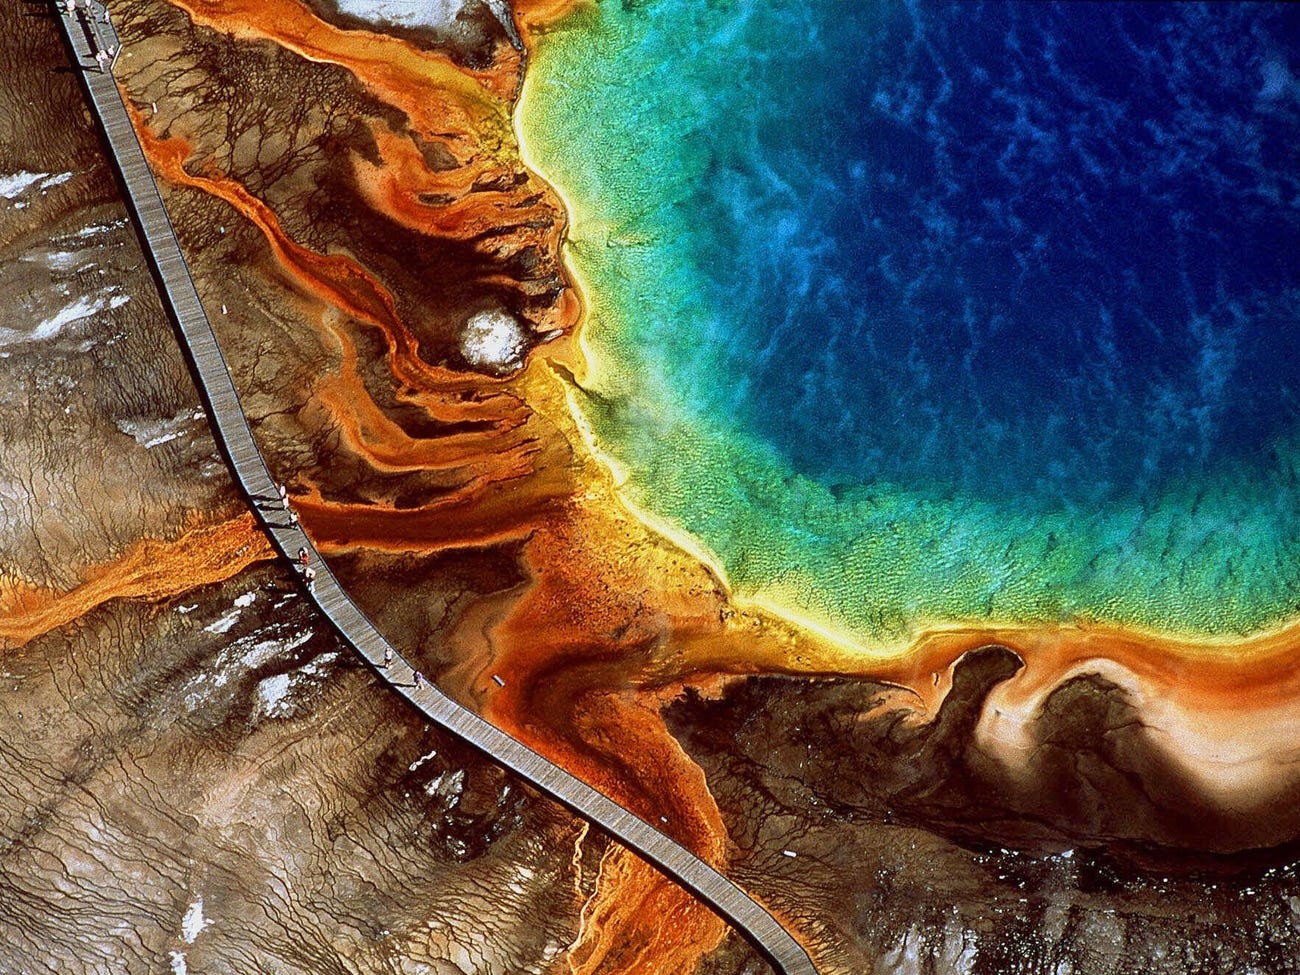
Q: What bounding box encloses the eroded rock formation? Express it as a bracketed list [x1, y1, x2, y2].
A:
[667, 655, 1300, 974]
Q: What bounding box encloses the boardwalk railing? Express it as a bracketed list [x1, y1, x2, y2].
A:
[50, 4, 820, 974]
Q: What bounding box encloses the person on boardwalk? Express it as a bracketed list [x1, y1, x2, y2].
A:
[278, 483, 302, 529]
[297, 547, 309, 567]
[382, 647, 393, 668]
[251, 488, 280, 512]
[413, 671, 424, 690]
[302, 565, 316, 590]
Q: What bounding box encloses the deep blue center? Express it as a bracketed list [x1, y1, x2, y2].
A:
[689, 0, 1300, 508]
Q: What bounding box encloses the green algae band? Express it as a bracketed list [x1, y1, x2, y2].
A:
[520, 1, 1300, 647]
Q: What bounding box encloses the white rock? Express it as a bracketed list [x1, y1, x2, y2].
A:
[333, 0, 468, 30]
[0, 171, 47, 199]
[181, 897, 213, 944]
[257, 673, 292, 715]
[203, 610, 242, 635]
[72, 220, 123, 239]
[41, 250, 86, 272]
[460, 309, 526, 373]
[408, 749, 438, 772]
[239, 630, 312, 669]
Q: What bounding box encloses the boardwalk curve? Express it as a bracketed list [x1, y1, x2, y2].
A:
[51, 5, 820, 974]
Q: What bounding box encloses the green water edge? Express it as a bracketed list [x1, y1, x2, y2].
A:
[516, 3, 1300, 649]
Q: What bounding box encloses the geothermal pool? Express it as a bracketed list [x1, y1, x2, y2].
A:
[521, 0, 1300, 646]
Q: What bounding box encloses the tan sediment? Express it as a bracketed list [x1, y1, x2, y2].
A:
[865, 617, 1300, 802]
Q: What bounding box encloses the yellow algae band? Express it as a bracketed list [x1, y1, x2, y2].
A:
[571, 398, 1300, 650]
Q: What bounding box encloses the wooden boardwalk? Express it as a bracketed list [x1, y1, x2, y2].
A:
[51, 5, 819, 974]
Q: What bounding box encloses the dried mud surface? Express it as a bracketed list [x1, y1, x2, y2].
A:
[7, 0, 1300, 973]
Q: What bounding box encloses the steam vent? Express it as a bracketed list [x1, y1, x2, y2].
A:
[4, 1, 1300, 973]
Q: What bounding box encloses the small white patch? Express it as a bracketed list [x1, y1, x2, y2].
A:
[40, 172, 74, 191]
[460, 309, 527, 373]
[22, 295, 99, 341]
[939, 921, 977, 975]
[116, 409, 190, 449]
[168, 951, 187, 975]
[146, 431, 182, 448]
[72, 221, 121, 239]
[879, 925, 925, 975]
[257, 673, 292, 715]
[408, 749, 438, 772]
[425, 768, 466, 800]
[240, 630, 313, 669]
[0, 171, 47, 199]
[298, 651, 338, 676]
[186, 629, 316, 713]
[781, 849, 797, 858]
[176, 604, 198, 615]
[181, 897, 213, 944]
[204, 610, 242, 635]
[0, 288, 128, 348]
[41, 250, 86, 272]
[333, 0, 467, 30]
[199, 592, 258, 633]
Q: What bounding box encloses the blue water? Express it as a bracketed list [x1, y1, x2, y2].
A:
[681, 1, 1300, 508]
[522, 0, 1300, 640]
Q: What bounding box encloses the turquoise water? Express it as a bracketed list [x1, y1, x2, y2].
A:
[521, 1, 1300, 645]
